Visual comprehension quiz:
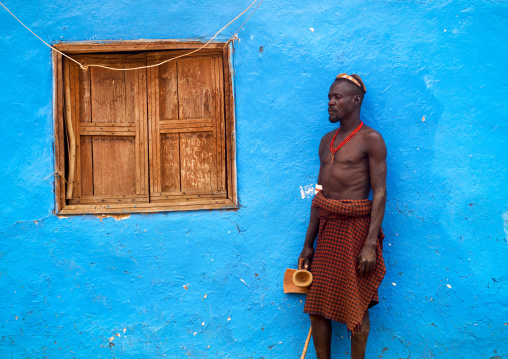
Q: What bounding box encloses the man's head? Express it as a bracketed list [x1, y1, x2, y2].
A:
[328, 74, 366, 123]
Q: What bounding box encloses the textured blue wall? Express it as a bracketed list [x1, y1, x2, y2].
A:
[0, 0, 507, 358]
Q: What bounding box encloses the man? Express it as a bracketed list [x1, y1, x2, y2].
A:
[298, 74, 387, 359]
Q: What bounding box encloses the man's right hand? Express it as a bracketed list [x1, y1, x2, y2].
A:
[298, 247, 314, 270]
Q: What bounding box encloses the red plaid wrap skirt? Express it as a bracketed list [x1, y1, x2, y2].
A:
[303, 191, 386, 331]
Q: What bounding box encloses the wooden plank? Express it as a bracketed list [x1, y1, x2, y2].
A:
[70, 194, 148, 200]
[60, 197, 236, 214]
[159, 118, 213, 129]
[53, 51, 66, 212]
[80, 123, 135, 137]
[68, 194, 148, 204]
[177, 58, 215, 120]
[148, 66, 161, 193]
[54, 41, 226, 54]
[69, 62, 81, 197]
[147, 50, 223, 60]
[216, 56, 226, 192]
[148, 53, 222, 64]
[80, 125, 136, 136]
[155, 61, 178, 122]
[81, 131, 137, 136]
[210, 57, 220, 192]
[79, 65, 91, 123]
[59, 201, 238, 215]
[150, 192, 227, 201]
[180, 132, 213, 192]
[150, 196, 227, 203]
[160, 127, 213, 134]
[223, 44, 237, 204]
[136, 56, 149, 195]
[74, 53, 154, 66]
[90, 67, 127, 124]
[160, 133, 181, 193]
[93, 137, 137, 196]
[76, 65, 92, 197]
[80, 136, 93, 196]
[80, 122, 134, 128]
[63, 60, 77, 200]
[63, 197, 233, 209]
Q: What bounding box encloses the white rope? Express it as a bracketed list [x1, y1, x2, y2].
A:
[43, 170, 67, 183]
[0, 1, 85, 68]
[225, 0, 263, 47]
[0, 0, 261, 71]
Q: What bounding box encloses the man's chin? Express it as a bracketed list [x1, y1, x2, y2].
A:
[328, 115, 340, 123]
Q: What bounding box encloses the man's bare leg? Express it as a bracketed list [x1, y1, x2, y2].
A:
[351, 310, 370, 359]
[309, 314, 332, 359]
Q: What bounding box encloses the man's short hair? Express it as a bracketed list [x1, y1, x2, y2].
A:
[335, 73, 366, 94]
[334, 74, 366, 105]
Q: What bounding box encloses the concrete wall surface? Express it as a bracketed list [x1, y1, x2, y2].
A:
[0, 0, 507, 358]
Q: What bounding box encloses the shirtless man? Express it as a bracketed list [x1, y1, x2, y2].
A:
[298, 74, 387, 359]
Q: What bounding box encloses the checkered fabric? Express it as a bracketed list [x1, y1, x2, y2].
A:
[303, 191, 386, 331]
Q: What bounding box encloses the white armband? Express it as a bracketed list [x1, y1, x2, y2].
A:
[315, 184, 323, 194]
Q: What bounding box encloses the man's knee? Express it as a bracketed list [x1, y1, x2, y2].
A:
[353, 311, 370, 338]
[359, 322, 370, 337]
[310, 314, 330, 326]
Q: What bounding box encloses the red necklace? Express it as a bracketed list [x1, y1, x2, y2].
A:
[329, 121, 364, 163]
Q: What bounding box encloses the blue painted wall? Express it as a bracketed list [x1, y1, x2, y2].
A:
[0, 0, 507, 357]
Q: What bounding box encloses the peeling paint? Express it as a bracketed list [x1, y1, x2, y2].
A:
[299, 184, 315, 199]
[94, 214, 131, 221]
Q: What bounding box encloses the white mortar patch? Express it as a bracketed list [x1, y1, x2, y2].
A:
[299, 184, 315, 199]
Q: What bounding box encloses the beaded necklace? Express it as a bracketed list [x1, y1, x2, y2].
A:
[329, 121, 364, 163]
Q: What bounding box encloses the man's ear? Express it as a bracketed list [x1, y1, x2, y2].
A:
[352, 95, 360, 107]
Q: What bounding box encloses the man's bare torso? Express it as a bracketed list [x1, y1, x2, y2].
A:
[319, 125, 378, 201]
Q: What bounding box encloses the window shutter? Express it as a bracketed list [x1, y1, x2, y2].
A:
[64, 54, 149, 205]
[147, 52, 227, 204]
[54, 42, 238, 214]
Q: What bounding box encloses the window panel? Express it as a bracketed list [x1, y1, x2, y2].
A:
[93, 137, 137, 195]
[160, 133, 181, 193]
[180, 131, 214, 192]
[91, 68, 128, 123]
[157, 62, 178, 122]
[178, 58, 216, 120]
[65, 54, 149, 203]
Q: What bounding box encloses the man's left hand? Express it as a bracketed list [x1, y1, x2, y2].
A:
[358, 245, 376, 275]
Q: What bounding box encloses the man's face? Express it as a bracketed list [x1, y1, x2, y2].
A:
[327, 81, 358, 123]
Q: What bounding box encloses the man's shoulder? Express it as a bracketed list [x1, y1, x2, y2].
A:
[359, 125, 387, 155]
[360, 124, 385, 143]
[319, 129, 336, 147]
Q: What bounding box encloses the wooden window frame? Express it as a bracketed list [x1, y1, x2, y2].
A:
[52, 41, 237, 215]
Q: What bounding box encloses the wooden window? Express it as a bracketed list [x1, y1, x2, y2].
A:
[52, 42, 237, 214]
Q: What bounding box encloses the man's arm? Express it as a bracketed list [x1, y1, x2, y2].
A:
[299, 206, 319, 270]
[298, 156, 325, 270]
[358, 131, 387, 275]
